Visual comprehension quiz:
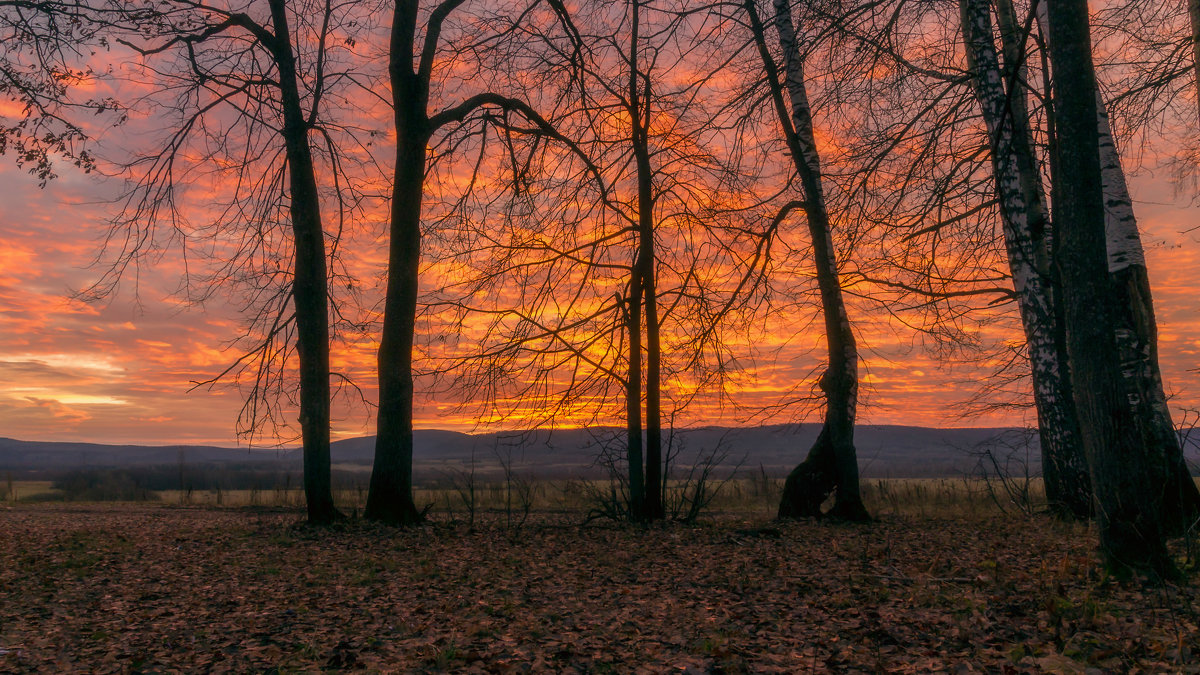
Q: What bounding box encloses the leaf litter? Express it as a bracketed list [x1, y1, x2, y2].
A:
[1, 504, 1198, 673]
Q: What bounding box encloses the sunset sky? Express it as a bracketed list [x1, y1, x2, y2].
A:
[2, 0, 1199, 448]
[2, 148, 1197, 446]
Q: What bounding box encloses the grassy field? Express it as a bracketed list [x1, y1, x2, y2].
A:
[4, 475, 1049, 520]
[2, 486, 1199, 672]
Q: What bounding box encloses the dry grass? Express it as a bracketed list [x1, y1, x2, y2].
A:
[3, 473, 1060, 524]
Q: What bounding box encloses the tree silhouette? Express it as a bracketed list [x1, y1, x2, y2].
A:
[366, 0, 615, 524]
[740, 0, 868, 521]
[0, 1, 124, 182]
[86, 0, 378, 523]
[414, 0, 765, 521]
[1047, 0, 1175, 577]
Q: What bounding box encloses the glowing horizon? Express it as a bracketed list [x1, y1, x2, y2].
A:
[1, 152, 1197, 446]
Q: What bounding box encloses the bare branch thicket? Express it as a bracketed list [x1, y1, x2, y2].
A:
[812, 0, 1022, 351]
[0, 1, 133, 182]
[962, 427, 1040, 516]
[78, 0, 385, 522]
[415, 0, 773, 521]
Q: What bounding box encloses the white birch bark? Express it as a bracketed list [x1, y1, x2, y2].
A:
[1095, 103, 1145, 272]
[960, 0, 1065, 422]
[1033, 3, 1144, 273]
[980, 0, 1091, 515]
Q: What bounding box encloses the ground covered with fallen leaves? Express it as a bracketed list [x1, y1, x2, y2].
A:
[1, 505, 1198, 673]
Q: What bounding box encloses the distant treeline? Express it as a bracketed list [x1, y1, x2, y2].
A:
[40, 464, 370, 501]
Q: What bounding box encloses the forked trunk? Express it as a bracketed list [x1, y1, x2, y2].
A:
[625, 0, 663, 521]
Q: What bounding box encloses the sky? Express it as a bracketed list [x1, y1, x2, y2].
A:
[2, 1, 1199, 447]
[2, 150, 1197, 446]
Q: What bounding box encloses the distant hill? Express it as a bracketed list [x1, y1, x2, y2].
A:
[3, 425, 1196, 480]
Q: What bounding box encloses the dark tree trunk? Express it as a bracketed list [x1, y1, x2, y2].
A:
[267, 0, 339, 524]
[1038, 2, 1200, 532]
[630, 0, 663, 521]
[1190, 0, 1200, 127]
[365, 0, 423, 525]
[965, 0, 1091, 520]
[1111, 261, 1200, 533]
[625, 274, 646, 521]
[1094, 102, 1200, 533]
[1037, 24, 1093, 517]
[1046, 0, 1174, 577]
[746, 0, 867, 521]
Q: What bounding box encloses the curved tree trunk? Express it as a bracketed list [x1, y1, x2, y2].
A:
[746, 0, 867, 522]
[268, 0, 340, 524]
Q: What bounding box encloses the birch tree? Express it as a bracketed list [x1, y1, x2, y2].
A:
[1047, 0, 1175, 576]
[740, 0, 867, 521]
[958, 0, 1091, 519]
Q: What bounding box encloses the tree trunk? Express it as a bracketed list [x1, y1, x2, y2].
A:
[1189, 0, 1200, 127]
[746, 0, 867, 521]
[625, 274, 646, 521]
[365, 0, 423, 525]
[1094, 101, 1200, 533]
[267, 0, 339, 524]
[630, 1, 663, 521]
[1046, 0, 1174, 577]
[1036, 2, 1200, 531]
[1035, 16, 1092, 517]
[964, 0, 1091, 520]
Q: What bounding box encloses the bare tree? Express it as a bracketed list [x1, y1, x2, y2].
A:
[738, 0, 867, 521]
[1047, 0, 1174, 577]
[365, 0, 616, 524]
[413, 0, 764, 522]
[0, 1, 125, 181]
[87, 0, 377, 523]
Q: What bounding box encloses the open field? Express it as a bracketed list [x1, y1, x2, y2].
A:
[3, 475, 1055, 519]
[2, 503, 1199, 673]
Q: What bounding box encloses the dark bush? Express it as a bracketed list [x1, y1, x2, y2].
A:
[53, 469, 160, 502]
